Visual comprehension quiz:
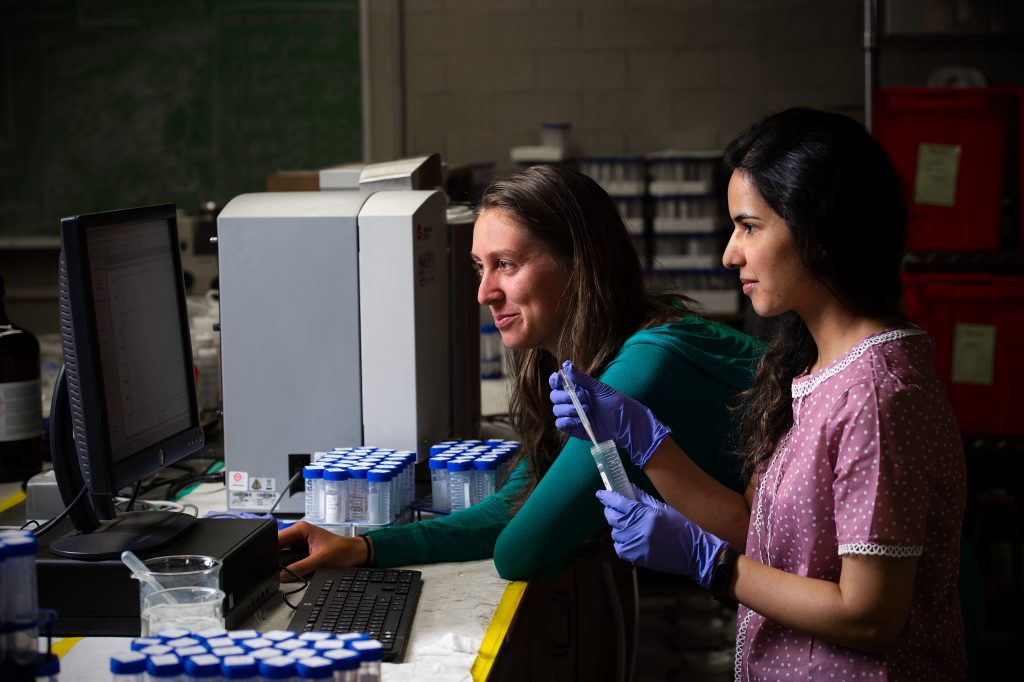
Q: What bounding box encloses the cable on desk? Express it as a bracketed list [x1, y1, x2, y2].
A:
[124, 480, 142, 512]
[31, 485, 88, 538]
[280, 564, 308, 610]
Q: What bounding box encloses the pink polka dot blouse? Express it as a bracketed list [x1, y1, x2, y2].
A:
[735, 328, 966, 680]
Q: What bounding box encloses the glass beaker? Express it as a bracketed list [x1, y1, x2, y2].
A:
[142, 587, 225, 636]
[135, 555, 222, 635]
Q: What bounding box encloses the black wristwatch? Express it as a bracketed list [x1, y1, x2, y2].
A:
[709, 545, 740, 603]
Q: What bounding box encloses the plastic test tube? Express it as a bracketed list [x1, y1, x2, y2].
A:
[447, 459, 474, 512]
[3, 532, 38, 666]
[295, 655, 334, 681]
[429, 457, 451, 512]
[257, 656, 296, 682]
[110, 652, 148, 682]
[471, 458, 499, 505]
[303, 465, 326, 523]
[346, 467, 369, 523]
[220, 654, 259, 681]
[183, 653, 223, 681]
[146, 653, 184, 681]
[376, 464, 402, 518]
[367, 469, 393, 525]
[323, 468, 349, 525]
[348, 640, 384, 681]
[0, 538, 6, 664]
[323, 648, 360, 681]
[590, 440, 635, 500]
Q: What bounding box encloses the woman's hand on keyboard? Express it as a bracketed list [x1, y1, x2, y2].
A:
[277, 521, 371, 582]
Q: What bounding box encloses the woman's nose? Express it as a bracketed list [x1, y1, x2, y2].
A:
[722, 233, 743, 270]
[477, 270, 502, 305]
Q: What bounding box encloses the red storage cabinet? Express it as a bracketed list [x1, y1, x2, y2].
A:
[902, 271, 1024, 436]
[874, 87, 1012, 251]
[1018, 87, 1024, 249]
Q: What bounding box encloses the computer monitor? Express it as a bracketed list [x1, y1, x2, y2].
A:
[48, 204, 205, 559]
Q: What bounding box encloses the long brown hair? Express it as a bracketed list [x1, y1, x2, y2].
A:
[478, 165, 687, 510]
[724, 108, 908, 480]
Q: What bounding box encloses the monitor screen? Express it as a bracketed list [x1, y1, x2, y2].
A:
[48, 204, 204, 559]
[85, 220, 193, 465]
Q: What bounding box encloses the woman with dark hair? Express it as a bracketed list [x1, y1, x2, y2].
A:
[553, 108, 966, 678]
[279, 163, 761, 580]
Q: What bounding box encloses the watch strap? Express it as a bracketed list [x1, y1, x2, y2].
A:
[709, 545, 739, 603]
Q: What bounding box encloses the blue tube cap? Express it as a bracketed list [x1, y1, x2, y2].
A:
[110, 652, 147, 675]
[184, 653, 222, 678]
[323, 647, 361, 671]
[295, 655, 335, 679]
[348, 639, 385, 662]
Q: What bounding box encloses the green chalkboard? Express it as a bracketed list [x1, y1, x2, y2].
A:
[0, 0, 361, 236]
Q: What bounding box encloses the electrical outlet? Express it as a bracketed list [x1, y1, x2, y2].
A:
[288, 453, 311, 495]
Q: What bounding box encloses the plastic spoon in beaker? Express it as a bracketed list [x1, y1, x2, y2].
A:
[121, 550, 172, 598]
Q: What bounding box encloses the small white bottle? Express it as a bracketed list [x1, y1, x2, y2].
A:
[110, 652, 148, 682]
[3, 532, 38, 666]
[446, 459, 474, 512]
[303, 465, 326, 523]
[428, 457, 450, 512]
[323, 468, 349, 525]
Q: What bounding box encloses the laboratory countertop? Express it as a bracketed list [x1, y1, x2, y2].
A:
[52, 557, 512, 682]
[1, 478, 522, 682]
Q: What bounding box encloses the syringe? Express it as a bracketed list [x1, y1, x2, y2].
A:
[559, 367, 635, 499]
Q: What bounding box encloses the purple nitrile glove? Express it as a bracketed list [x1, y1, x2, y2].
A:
[548, 360, 671, 468]
[596, 486, 729, 590]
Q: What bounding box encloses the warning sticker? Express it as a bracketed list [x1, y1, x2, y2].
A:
[249, 477, 275, 493]
[227, 470, 249, 492]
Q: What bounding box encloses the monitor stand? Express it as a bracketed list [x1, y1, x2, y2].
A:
[48, 511, 197, 560]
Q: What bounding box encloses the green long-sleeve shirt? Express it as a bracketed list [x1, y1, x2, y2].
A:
[368, 316, 761, 579]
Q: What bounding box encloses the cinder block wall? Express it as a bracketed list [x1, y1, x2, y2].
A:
[373, 0, 865, 173]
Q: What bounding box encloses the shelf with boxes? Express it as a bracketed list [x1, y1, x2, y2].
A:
[579, 149, 739, 318]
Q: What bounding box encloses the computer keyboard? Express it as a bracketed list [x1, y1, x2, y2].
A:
[286, 567, 422, 661]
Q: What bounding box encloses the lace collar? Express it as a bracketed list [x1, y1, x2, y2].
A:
[791, 327, 926, 398]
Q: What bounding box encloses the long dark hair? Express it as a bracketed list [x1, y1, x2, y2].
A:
[725, 108, 908, 479]
[479, 165, 685, 509]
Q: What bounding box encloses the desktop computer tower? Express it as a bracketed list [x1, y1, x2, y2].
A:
[217, 190, 450, 514]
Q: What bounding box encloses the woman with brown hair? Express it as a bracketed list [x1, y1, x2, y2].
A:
[279, 163, 761, 580]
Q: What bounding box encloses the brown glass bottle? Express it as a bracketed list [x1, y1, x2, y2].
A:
[0, 274, 43, 482]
